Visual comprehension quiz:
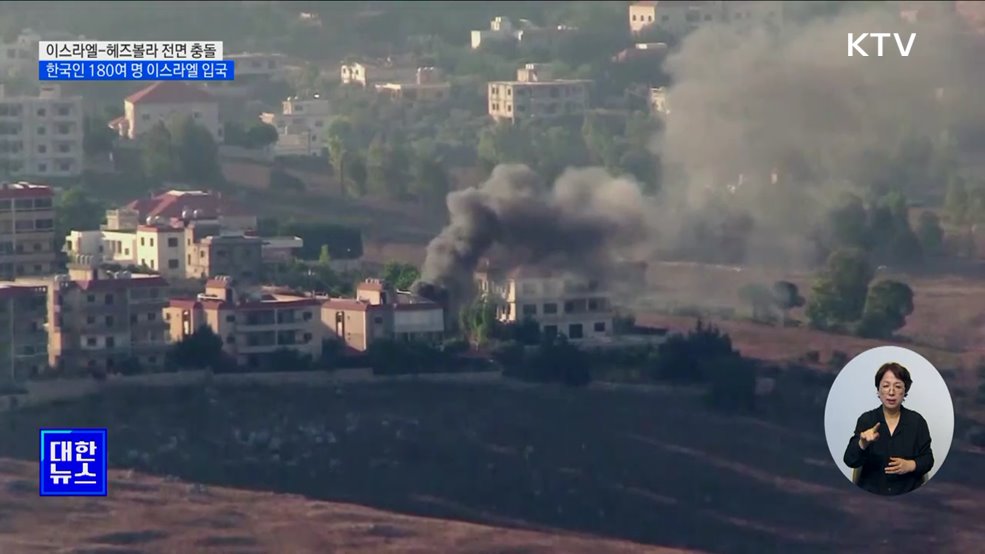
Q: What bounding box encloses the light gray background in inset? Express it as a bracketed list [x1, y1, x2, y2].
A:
[824, 346, 955, 483]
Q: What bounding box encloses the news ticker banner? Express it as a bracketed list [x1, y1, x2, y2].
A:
[40, 428, 108, 496]
[38, 41, 233, 81]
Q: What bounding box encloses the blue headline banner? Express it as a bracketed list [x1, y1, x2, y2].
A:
[39, 60, 235, 81]
[40, 428, 108, 497]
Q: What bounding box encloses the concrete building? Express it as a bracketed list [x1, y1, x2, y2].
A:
[474, 263, 615, 343]
[487, 64, 591, 123]
[260, 95, 331, 157]
[109, 82, 221, 142]
[0, 29, 84, 78]
[0, 182, 56, 280]
[0, 84, 84, 178]
[120, 189, 257, 233]
[0, 283, 48, 382]
[649, 87, 670, 116]
[46, 266, 169, 374]
[323, 278, 445, 352]
[339, 61, 417, 88]
[629, 1, 782, 38]
[374, 67, 451, 105]
[165, 276, 323, 368]
[185, 234, 263, 282]
[470, 16, 578, 50]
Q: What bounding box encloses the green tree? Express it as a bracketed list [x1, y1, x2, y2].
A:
[772, 280, 805, 324]
[55, 188, 105, 244]
[477, 122, 532, 170]
[169, 115, 221, 183]
[827, 193, 870, 251]
[857, 280, 915, 339]
[459, 297, 499, 346]
[916, 211, 944, 256]
[806, 248, 874, 330]
[167, 325, 225, 370]
[347, 153, 368, 197]
[410, 155, 451, 204]
[244, 121, 279, 149]
[944, 175, 969, 225]
[82, 115, 117, 156]
[140, 122, 174, 182]
[318, 244, 332, 265]
[382, 262, 420, 291]
[365, 135, 388, 195]
[326, 117, 356, 193]
[738, 283, 776, 323]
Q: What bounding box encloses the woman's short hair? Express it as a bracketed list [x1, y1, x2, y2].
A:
[875, 362, 913, 395]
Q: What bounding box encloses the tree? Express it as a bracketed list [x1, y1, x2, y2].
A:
[169, 115, 221, 183]
[477, 122, 533, 170]
[649, 320, 737, 383]
[140, 122, 174, 182]
[326, 117, 356, 193]
[410, 155, 451, 204]
[738, 283, 776, 323]
[772, 280, 805, 324]
[916, 211, 944, 256]
[806, 248, 873, 330]
[55, 188, 105, 244]
[459, 297, 499, 347]
[944, 175, 969, 225]
[82, 116, 117, 156]
[318, 244, 332, 266]
[365, 135, 388, 196]
[857, 280, 915, 339]
[167, 325, 225, 370]
[244, 121, 279, 149]
[381, 262, 420, 291]
[827, 193, 870, 251]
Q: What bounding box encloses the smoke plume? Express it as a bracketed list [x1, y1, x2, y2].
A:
[416, 165, 655, 296]
[417, 4, 985, 295]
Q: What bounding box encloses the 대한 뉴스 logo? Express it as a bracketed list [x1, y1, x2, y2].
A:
[848, 33, 917, 57]
[39, 428, 108, 496]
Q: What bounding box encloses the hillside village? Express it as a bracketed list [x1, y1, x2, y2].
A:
[2, 2, 985, 553]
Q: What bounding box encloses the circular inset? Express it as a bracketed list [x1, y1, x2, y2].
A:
[823, 346, 954, 496]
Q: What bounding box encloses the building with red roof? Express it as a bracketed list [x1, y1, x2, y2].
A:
[109, 81, 220, 141]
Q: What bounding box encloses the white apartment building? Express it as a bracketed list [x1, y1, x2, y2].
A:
[629, 1, 782, 38]
[0, 84, 83, 178]
[260, 95, 331, 157]
[474, 264, 614, 342]
[109, 81, 221, 142]
[487, 64, 590, 123]
[0, 29, 84, 78]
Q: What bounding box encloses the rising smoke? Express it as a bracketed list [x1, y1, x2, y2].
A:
[416, 4, 985, 297]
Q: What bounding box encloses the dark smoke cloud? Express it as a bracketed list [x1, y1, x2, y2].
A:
[655, 5, 985, 265]
[417, 5, 985, 294]
[416, 165, 656, 295]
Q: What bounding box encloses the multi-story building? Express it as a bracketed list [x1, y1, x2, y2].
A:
[323, 278, 445, 351]
[165, 276, 323, 368]
[109, 81, 221, 142]
[185, 234, 263, 282]
[205, 52, 289, 99]
[649, 86, 670, 117]
[0, 84, 84, 178]
[0, 182, 56, 280]
[374, 67, 452, 106]
[260, 95, 331, 157]
[474, 263, 615, 342]
[46, 265, 169, 374]
[339, 61, 418, 88]
[0, 29, 84, 78]
[0, 283, 48, 382]
[487, 64, 591, 123]
[471, 16, 578, 50]
[629, 1, 782, 38]
[66, 218, 269, 283]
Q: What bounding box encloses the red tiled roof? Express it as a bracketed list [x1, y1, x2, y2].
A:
[357, 280, 385, 292]
[0, 184, 53, 200]
[125, 191, 253, 221]
[77, 276, 168, 291]
[0, 285, 47, 300]
[125, 81, 215, 105]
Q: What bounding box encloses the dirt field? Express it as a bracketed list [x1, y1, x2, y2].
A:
[2, 382, 984, 553]
[640, 261, 985, 366]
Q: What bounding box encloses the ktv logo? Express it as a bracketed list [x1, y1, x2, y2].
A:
[847, 33, 916, 57]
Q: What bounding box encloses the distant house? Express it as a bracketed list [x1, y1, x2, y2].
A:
[629, 1, 782, 39]
[260, 95, 331, 157]
[109, 81, 221, 141]
[470, 16, 576, 50]
[373, 67, 451, 106]
[323, 279, 445, 351]
[339, 61, 417, 88]
[487, 64, 591, 123]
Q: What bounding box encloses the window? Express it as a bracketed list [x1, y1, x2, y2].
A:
[37, 126, 46, 135]
[34, 219, 53, 230]
[226, 315, 235, 323]
[588, 299, 599, 311]
[148, 312, 156, 321]
[543, 303, 559, 315]
[104, 294, 114, 305]
[142, 113, 150, 121]
[543, 325, 558, 339]
[303, 332, 312, 342]
[38, 144, 47, 154]
[594, 321, 606, 333]
[168, 237, 178, 247]
[168, 259, 179, 269]
[131, 315, 137, 324]
[86, 337, 97, 346]
[150, 238, 154, 246]
[86, 316, 95, 324]
[522, 304, 537, 316]
[87, 294, 95, 303]
[106, 337, 115, 348]
[568, 323, 583, 339]
[37, 163, 46, 173]
[140, 237, 145, 246]
[57, 106, 70, 116]
[36, 108, 45, 117]
[373, 316, 383, 324]
[564, 301, 575, 314]
[226, 335, 235, 344]
[105, 315, 114, 326]
[303, 311, 312, 321]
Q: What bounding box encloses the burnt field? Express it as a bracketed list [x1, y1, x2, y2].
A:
[2, 382, 984, 553]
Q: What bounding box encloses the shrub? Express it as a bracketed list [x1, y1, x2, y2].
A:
[649, 320, 736, 383]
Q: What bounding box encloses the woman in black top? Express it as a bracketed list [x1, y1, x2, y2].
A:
[843, 362, 934, 496]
